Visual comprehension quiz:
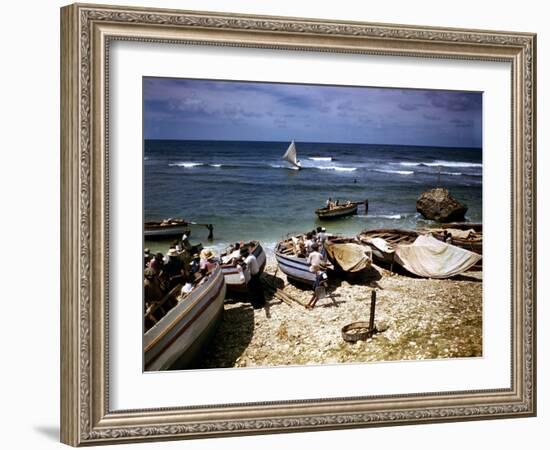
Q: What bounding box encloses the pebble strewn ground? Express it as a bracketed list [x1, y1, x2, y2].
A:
[195, 259, 482, 369]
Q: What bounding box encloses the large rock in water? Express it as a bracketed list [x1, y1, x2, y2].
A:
[416, 188, 468, 222]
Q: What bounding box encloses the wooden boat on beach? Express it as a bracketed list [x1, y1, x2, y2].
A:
[144, 218, 189, 239]
[421, 223, 483, 256]
[357, 228, 419, 264]
[143, 264, 226, 371]
[431, 222, 482, 232]
[324, 236, 372, 273]
[358, 228, 482, 276]
[315, 202, 361, 219]
[275, 238, 317, 286]
[220, 241, 267, 293]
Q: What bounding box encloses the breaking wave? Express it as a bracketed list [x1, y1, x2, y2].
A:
[308, 157, 333, 161]
[357, 214, 404, 219]
[373, 169, 414, 175]
[169, 161, 204, 168]
[317, 166, 357, 172]
[397, 160, 482, 168]
[169, 161, 225, 168]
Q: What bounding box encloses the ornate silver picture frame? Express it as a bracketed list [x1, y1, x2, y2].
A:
[60, 3, 536, 446]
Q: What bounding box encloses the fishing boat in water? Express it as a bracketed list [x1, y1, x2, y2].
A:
[220, 241, 267, 293]
[145, 218, 214, 241]
[144, 218, 189, 239]
[315, 201, 361, 219]
[282, 140, 301, 170]
[143, 264, 226, 371]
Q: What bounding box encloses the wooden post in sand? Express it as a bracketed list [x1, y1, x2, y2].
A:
[369, 290, 377, 336]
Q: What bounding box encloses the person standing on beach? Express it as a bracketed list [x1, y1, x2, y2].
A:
[163, 248, 186, 290]
[144, 267, 163, 307]
[181, 230, 193, 252]
[144, 248, 152, 268]
[316, 227, 328, 257]
[306, 243, 328, 309]
[305, 232, 315, 255]
[149, 252, 164, 275]
[199, 249, 218, 274]
[240, 246, 265, 309]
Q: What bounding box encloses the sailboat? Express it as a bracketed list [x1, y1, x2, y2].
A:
[282, 140, 301, 170]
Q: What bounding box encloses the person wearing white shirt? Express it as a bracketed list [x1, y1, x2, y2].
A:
[306, 243, 329, 309]
[304, 231, 315, 254]
[240, 246, 264, 308]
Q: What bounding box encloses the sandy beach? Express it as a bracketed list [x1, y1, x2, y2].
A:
[194, 257, 482, 369]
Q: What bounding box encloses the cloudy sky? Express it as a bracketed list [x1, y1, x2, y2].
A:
[143, 77, 482, 148]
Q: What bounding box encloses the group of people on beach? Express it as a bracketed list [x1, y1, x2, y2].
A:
[291, 226, 329, 259]
[143, 230, 216, 309]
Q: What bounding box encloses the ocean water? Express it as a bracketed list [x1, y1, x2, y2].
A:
[144, 140, 482, 255]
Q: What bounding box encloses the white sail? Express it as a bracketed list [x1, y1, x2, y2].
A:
[282, 140, 301, 170]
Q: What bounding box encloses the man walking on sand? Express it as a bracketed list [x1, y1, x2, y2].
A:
[306, 243, 328, 309]
[241, 246, 265, 309]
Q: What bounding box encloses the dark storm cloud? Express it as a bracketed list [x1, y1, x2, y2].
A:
[143, 77, 482, 147]
[423, 113, 441, 121]
[450, 118, 474, 128]
[426, 91, 482, 112]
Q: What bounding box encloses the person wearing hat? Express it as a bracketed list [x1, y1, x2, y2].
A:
[240, 246, 264, 309]
[149, 252, 164, 275]
[200, 248, 218, 274]
[189, 252, 201, 276]
[163, 247, 186, 289]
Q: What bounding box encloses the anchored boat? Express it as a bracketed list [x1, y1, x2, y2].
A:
[143, 264, 226, 371]
[220, 241, 267, 293]
[315, 202, 361, 219]
[144, 218, 189, 239]
[145, 218, 214, 241]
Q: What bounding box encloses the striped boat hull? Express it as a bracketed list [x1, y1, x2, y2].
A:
[275, 249, 316, 286]
[144, 265, 226, 371]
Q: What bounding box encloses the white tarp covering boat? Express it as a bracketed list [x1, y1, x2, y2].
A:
[325, 242, 372, 272]
[394, 234, 481, 279]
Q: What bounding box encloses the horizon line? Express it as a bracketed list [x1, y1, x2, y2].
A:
[143, 138, 482, 150]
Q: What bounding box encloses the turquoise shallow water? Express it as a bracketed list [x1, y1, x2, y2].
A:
[144, 140, 482, 256]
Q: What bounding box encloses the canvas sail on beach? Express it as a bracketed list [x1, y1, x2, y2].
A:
[142, 77, 483, 371]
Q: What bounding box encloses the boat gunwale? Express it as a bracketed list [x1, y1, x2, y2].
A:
[144, 265, 224, 353]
